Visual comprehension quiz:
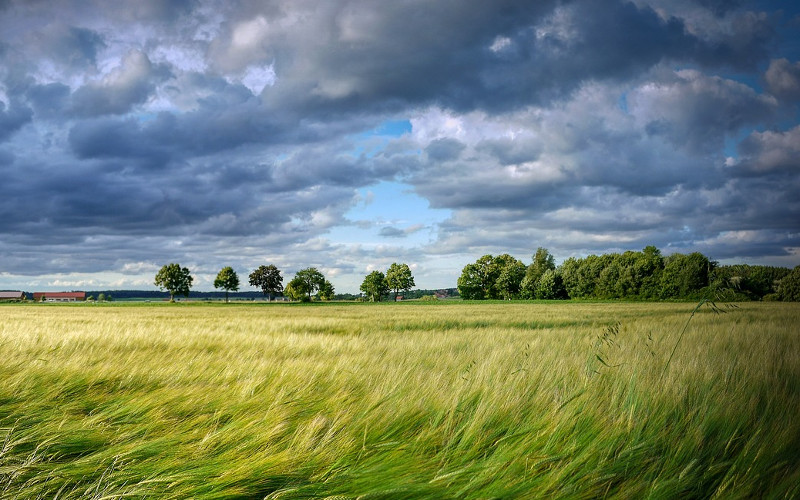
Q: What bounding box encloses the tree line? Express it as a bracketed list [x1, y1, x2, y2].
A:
[153, 262, 417, 302]
[152, 250, 800, 303]
[457, 246, 800, 301]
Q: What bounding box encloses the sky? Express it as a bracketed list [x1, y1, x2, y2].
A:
[1, 0, 799, 293]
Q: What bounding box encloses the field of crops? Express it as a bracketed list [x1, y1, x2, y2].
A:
[1, 301, 798, 498]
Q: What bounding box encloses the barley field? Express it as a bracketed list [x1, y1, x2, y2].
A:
[0, 301, 798, 499]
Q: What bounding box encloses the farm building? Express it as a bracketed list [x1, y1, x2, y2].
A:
[33, 292, 86, 302]
[0, 291, 26, 301]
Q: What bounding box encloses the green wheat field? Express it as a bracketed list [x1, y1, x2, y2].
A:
[1, 301, 798, 499]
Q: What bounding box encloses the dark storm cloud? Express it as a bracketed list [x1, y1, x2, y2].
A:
[734, 126, 800, 175]
[249, 0, 774, 116]
[764, 58, 800, 101]
[0, 99, 32, 142]
[70, 51, 172, 116]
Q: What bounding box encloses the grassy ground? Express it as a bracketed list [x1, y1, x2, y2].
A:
[0, 301, 798, 498]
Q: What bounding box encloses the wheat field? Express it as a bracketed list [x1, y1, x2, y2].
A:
[0, 301, 798, 498]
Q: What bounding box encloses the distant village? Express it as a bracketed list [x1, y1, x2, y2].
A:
[0, 291, 87, 302]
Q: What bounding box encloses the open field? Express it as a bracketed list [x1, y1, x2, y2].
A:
[1, 301, 798, 498]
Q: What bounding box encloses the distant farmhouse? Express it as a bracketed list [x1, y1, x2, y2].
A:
[33, 292, 86, 302]
[0, 291, 26, 302]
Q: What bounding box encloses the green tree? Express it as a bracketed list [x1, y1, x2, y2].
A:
[457, 255, 499, 300]
[292, 267, 326, 301]
[637, 246, 664, 298]
[660, 252, 714, 299]
[249, 264, 283, 300]
[317, 280, 335, 301]
[360, 270, 389, 302]
[284, 280, 305, 301]
[214, 266, 240, 303]
[535, 269, 567, 299]
[494, 254, 526, 300]
[777, 266, 800, 301]
[154, 263, 193, 302]
[97, 293, 106, 302]
[385, 262, 415, 301]
[457, 262, 487, 300]
[522, 247, 556, 298]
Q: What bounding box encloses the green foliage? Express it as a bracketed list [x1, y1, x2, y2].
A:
[213, 266, 240, 302]
[385, 262, 415, 301]
[457, 259, 491, 300]
[459, 246, 792, 302]
[154, 263, 193, 302]
[660, 252, 714, 299]
[493, 254, 526, 300]
[458, 254, 526, 300]
[521, 247, 556, 298]
[284, 280, 306, 301]
[534, 269, 567, 299]
[715, 264, 791, 300]
[317, 279, 335, 301]
[360, 270, 389, 302]
[97, 293, 106, 302]
[248, 264, 283, 300]
[290, 267, 327, 301]
[777, 266, 800, 301]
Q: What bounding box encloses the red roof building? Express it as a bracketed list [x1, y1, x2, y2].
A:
[33, 292, 86, 302]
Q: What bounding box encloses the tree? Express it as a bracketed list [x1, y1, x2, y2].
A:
[292, 267, 326, 301]
[97, 293, 106, 302]
[385, 262, 415, 301]
[249, 264, 283, 300]
[535, 269, 567, 299]
[494, 254, 526, 300]
[777, 266, 800, 301]
[214, 266, 240, 303]
[521, 247, 556, 298]
[360, 270, 389, 302]
[318, 280, 335, 301]
[457, 255, 500, 300]
[154, 263, 193, 302]
[660, 252, 713, 298]
[284, 280, 305, 301]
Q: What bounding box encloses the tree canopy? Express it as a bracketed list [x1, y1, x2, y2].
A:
[777, 266, 800, 302]
[385, 263, 415, 301]
[288, 267, 327, 301]
[154, 263, 193, 302]
[249, 264, 283, 300]
[360, 270, 389, 302]
[213, 266, 240, 302]
[456, 246, 797, 301]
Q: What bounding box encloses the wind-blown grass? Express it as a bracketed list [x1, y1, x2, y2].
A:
[0, 302, 798, 498]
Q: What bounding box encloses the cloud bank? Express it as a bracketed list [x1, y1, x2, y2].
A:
[0, 0, 798, 292]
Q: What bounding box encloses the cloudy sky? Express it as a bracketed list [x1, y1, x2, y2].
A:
[1, 0, 799, 293]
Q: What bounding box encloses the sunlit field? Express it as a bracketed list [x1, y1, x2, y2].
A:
[1, 301, 798, 499]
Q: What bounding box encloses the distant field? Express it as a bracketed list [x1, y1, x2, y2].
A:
[1, 302, 798, 498]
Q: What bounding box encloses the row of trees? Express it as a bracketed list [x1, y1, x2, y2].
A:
[457, 246, 800, 301]
[154, 262, 417, 303]
[154, 263, 334, 302]
[359, 263, 416, 301]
